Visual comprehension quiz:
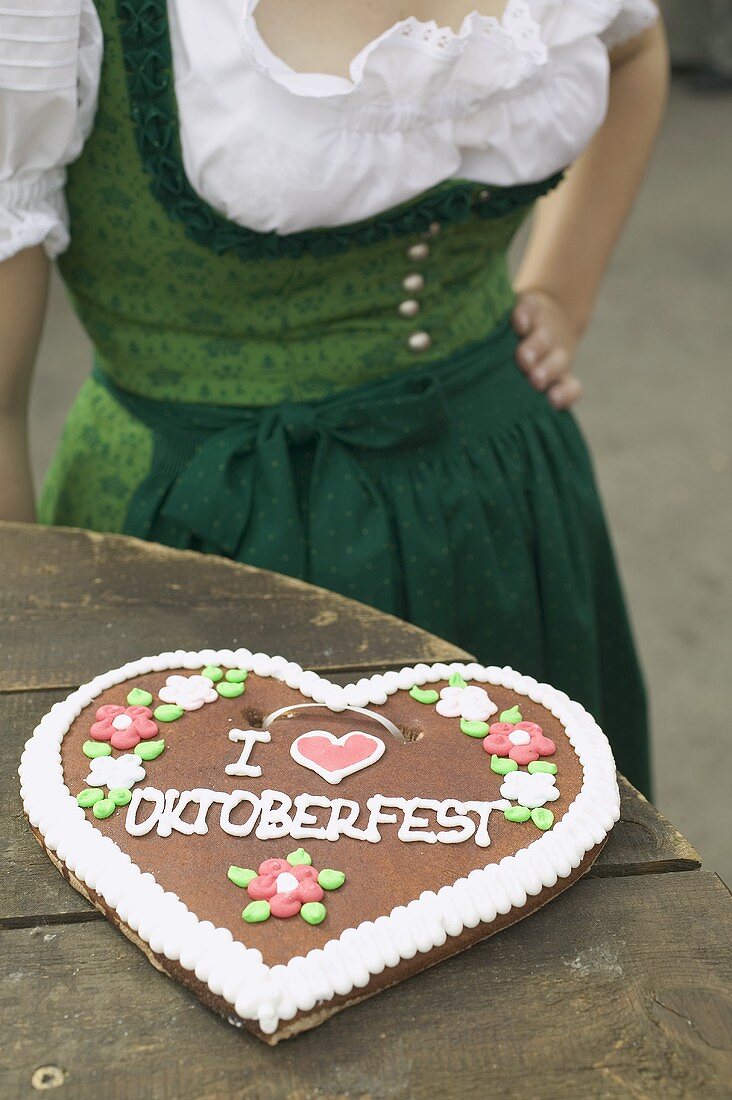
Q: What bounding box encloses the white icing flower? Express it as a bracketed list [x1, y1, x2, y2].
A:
[500, 771, 560, 809]
[85, 754, 146, 791]
[159, 674, 218, 711]
[436, 684, 497, 722]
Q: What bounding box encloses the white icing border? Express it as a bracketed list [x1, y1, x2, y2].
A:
[19, 650, 620, 1035]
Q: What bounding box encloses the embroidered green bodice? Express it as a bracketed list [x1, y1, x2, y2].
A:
[57, 0, 561, 406]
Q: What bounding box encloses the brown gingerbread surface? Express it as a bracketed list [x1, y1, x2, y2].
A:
[59, 670, 584, 968]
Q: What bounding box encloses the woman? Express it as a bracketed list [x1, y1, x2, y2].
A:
[0, 1, 668, 792]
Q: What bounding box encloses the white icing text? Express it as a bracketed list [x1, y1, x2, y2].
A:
[125, 786, 509, 847]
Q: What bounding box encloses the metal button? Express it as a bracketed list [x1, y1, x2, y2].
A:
[477, 189, 491, 202]
[402, 272, 425, 293]
[408, 331, 432, 352]
[406, 241, 430, 262]
[398, 299, 420, 319]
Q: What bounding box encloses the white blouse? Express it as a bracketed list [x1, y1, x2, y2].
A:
[0, 0, 658, 260]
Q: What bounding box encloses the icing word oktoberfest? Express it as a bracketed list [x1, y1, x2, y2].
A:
[125, 787, 510, 847]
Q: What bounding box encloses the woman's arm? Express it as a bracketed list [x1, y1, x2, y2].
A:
[0, 1, 103, 521]
[0, 246, 50, 522]
[513, 19, 670, 409]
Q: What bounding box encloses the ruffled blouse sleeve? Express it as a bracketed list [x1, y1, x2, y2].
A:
[600, 0, 659, 51]
[0, 0, 102, 261]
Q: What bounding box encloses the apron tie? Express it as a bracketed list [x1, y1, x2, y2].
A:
[91, 315, 517, 608]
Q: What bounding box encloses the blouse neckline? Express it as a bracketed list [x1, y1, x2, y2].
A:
[240, 0, 546, 99]
[115, 0, 563, 261]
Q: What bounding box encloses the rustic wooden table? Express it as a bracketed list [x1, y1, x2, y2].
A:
[1, 523, 730, 1099]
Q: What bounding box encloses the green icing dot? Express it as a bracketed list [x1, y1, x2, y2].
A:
[217, 681, 245, 699]
[317, 869, 345, 891]
[499, 705, 523, 723]
[126, 687, 153, 707]
[531, 808, 555, 832]
[287, 847, 312, 867]
[490, 755, 519, 775]
[242, 900, 271, 923]
[92, 797, 116, 820]
[201, 665, 224, 683]
[154, 704, 184, 723]
[504, 806, 532, 823]
[82, 741, 112, 759]
[460, 719, 489, 738]
[528, 760, 557, 775]
[228, 866, 257, 889]
[134, 739, 166, 761]
[77, 788, 104, 808]
[448, 671, 468, 688]
[301, 902, 327, 926]
[225, 669, 248, 684]
[109, 788, 132, 807]
[409, 686, 439, 705]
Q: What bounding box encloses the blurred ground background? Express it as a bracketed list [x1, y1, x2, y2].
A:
[28, 77, 732, 882]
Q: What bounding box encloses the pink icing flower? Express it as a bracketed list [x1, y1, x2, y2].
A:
[89, 704, 159, 751]
[482, 721, 556, 766]
[247, 857, 324, 919]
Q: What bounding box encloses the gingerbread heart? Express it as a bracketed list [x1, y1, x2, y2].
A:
[19, 650, 619, 1043]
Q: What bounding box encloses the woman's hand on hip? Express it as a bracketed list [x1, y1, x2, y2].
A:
[512, 289, 584, 410]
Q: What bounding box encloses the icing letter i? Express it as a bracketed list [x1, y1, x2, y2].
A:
[225, 728, 272, 778]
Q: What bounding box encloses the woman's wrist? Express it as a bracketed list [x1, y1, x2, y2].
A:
[0, 246, 48, 524]
[0, 413, 36, 523]
[513, 283, 590, 341]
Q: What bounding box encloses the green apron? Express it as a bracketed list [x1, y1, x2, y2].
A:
[40, 0, 651, 793]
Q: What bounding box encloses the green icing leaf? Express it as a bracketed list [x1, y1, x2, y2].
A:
[77, 788, 104, 808]
[409, 685, 439, 705]
[499, 705, 523, 723]
[460, 719, 489, 738]
[154, 704, 184, 723]
[242, 900, 270, 923]
[490, 755, 518, 776]
[317, 869, 345, 891]
[228, 866, 257, 889]
[126, 687, 153, 707]
[92, 797, 116, 820]
[527, 760, 557, 775]
[134, 739, 166, 761]
[531, 808, 555, 832]
[448, 671, 468, 688]
[217, 680, 245, 699]
[110, 788, 132, 807]
[300, 902, 327, 926]
[201, 665, 224, 683]
[225, 669, 248, 684]
[504, 806, 531, 823]
[287, 847, 312, 867]
[82, 741, 112, 759]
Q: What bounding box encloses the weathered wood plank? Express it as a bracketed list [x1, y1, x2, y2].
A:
[592, 775, 701, 877]
[2, 873, 730, 1099]
[0, 523, 470, 691]
[2, 690, 92, 921]
[0, 690, 702, 925]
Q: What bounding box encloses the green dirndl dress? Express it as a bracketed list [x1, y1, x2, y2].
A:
[39, 0, 651, 794]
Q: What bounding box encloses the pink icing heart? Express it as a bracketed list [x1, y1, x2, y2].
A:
[290, 730, 385, 785]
